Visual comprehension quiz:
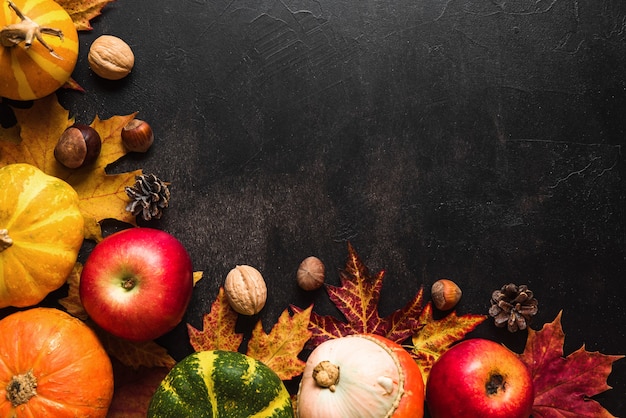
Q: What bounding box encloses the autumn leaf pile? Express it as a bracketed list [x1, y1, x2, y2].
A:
[1, 2, 623, 417]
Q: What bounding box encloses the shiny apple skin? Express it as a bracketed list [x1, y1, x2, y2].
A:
[426, 338, 534, 418]
[79, 227, 193, 342]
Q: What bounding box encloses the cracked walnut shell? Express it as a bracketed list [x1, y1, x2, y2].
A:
[88, 35, 135, 80]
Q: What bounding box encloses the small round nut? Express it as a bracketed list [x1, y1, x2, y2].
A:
[224, 265, 267, 315]
[431, 279, 462, 311]
[88, 35, 135, 80]
[297, 256, 325, 291]
[54, 124, 102, 169]
[122, 119, 154, 152]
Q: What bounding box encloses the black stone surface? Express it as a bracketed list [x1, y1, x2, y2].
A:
[9, 0, 626, 415]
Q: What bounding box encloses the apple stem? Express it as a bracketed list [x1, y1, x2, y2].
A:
[122, 277, 136, 290]
[486, 373, 506, 395]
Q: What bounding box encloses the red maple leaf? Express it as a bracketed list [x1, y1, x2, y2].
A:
[519, 311, 624, 417]
[293, 243, 424, 347]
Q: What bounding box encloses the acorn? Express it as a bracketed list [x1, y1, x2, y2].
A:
[54, 124, 101, 169]
[431, 279, 462, 311]
[121, 119, 154, 152]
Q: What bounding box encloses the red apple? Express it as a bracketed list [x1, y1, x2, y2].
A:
[79, 227, 193, 342]
[426, 338, 534, 418]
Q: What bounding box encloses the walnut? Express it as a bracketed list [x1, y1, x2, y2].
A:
[224, 265, 267, 315]
[88, 35, 135, 80]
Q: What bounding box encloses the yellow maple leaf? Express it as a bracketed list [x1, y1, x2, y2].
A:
[55, 0, 115, 31]
[247, 305, 313, 381]
[411, 303, 486, 383]
[0, 95, 140, 241]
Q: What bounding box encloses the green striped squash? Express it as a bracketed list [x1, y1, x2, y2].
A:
[148, 350, 294, 418]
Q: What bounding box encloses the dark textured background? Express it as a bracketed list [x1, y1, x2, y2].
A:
[46, 0, 626, 414]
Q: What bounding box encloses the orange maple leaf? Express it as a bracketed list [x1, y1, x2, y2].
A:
[0, 95, 140, 241]
[55, 0, 115, 31]
[247, 306, 313, 381]
[518, 311, 624, 417]
[410, 302, 486, 382]
[187, 287, 243, 352]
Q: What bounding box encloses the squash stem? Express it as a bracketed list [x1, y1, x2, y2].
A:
[0, 229, 12, 252]
[312, 360, 340, 392]
[6, 370, 38, 407]
[0, 0, 64, 59]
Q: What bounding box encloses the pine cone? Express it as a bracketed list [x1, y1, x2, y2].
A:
[488, 283, 538, 332]
[125, 174, 170, 221]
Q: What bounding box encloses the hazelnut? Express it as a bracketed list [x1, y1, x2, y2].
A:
[224, 265, 267, 315]
[431, 279, 462, 311]
[122, 119, 154, 152]
[54, 124, 102, 169]
[88, 35, 135, 80]
[297, 256, 325, 291]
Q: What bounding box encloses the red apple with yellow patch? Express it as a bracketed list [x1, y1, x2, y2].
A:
[80, 227, 193, 342]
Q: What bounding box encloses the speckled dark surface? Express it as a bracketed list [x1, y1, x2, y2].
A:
[9, 0, 626, 414]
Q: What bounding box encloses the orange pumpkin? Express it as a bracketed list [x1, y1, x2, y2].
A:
[0, 307, 114, 417]
[0, 0, 78, 101]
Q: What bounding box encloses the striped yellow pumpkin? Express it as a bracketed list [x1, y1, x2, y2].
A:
[0, 164, 84, 307]
[0, 0, 78, 101]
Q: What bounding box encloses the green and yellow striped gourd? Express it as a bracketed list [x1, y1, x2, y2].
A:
[148, 350, 294, 418]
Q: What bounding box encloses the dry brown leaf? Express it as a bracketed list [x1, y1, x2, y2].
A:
[58, 263, 89, 320]
[0, 95, 140, 241]
[96, 328, 177, 370]
[107, 360, 170, 418]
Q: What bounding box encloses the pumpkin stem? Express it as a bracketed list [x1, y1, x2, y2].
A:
[0, 0, 64, 59]
[6, 370, 38, 407]
[312, 360, 340, 392]
[0, 229, 12, 252]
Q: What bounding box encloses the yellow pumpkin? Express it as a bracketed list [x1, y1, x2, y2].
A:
[0, 0, 79, 101]
[0, 163, 84, 307]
